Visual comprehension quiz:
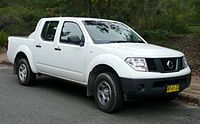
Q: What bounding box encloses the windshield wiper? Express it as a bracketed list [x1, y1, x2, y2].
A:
[107, 40, 144, 44]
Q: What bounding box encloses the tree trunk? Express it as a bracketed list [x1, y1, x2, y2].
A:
[88, 0, 92, 16]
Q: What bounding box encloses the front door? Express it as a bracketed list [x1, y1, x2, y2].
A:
[53, 21, 86, 83]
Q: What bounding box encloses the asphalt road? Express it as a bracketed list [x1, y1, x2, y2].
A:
[0, 64, 199, 124]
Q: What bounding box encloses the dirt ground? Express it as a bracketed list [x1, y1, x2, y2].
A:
[0, 52, 8, 64]
[184, 76, 200, 95]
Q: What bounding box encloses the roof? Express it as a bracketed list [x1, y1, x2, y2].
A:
[41, 17, 119, 22]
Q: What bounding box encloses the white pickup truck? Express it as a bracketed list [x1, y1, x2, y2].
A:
[7, 17, 191, 113]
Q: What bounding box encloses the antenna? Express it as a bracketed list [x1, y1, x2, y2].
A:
[92, 2, 101, 18]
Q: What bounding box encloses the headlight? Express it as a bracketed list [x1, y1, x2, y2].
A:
[125, 57, 148, 72]
[183, 56, 188, 68]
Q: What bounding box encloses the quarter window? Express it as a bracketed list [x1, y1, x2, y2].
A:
[41, 21, 59, 41]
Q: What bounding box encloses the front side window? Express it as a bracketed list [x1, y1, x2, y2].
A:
[83, 21, 144, 44]
[60, 21, 83, 44]
[41, 21, 59, 41]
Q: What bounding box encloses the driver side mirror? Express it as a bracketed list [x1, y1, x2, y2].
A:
[67, 35, 84, 47]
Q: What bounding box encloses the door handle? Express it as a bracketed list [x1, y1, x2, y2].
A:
[36, 45, 41, 48]
[54, 48, 61, 51]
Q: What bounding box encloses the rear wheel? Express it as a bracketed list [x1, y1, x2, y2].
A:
[94, 72, 124, 113]
[16, 58, 36, 86]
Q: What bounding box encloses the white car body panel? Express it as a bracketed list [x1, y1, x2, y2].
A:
[7, 37, 37, 73]
[7, 17, 191, 87]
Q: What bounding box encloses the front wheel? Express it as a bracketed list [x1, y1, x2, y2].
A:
[16, 58, 36, 86]
[94, 72, 124, 113]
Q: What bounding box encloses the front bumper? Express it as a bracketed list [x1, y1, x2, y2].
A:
[120, 73, 191, 101]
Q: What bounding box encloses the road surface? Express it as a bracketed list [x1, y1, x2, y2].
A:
[0, 64, 199, 124]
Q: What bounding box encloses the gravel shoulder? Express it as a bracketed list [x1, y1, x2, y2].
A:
[179, 76, 200, 106]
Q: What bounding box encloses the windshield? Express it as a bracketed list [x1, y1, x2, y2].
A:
[83, 20, 144, 44]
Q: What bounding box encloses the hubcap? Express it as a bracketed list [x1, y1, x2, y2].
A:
[97, 81, 112, 105]
[18, 64, 27, 82]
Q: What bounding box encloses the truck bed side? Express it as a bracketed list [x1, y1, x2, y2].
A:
[7, 36, 37, 72]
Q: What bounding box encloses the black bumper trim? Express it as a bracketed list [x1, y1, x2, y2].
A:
[120, 73, 191, 101]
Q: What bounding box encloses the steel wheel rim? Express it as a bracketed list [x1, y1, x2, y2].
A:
[18, 64, 27, 82]
[97, 81, 112, 105]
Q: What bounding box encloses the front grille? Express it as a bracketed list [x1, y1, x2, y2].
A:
[146, 58, 157, 72]
[146, 57, 183, 73]
[160, 58, 177, 72]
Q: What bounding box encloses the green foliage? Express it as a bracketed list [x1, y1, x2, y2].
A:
[0, 30, 8, 47]
[0, 0, 199, 42]
[142, 29, 172, 42]
[188, 26, 200, 35]
[0, 5, 48, 36]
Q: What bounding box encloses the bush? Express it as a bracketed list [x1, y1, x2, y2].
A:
[188, 26, 200, 36]
[0, 6, 48, 36]
[0, 30, 8, 47]
[142, 29, 173, 42]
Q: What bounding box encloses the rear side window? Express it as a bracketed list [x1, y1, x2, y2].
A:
[41, 21, 59, 41]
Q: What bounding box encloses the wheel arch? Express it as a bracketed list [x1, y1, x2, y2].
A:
[14, 46, 37, 74]
[87, 64, 121, 96]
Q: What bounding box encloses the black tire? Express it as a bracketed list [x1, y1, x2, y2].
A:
[94, 72, 124, 113]
[16, 58, 36, 86]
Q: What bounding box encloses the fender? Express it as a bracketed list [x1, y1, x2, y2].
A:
[84, 54, 134, 84]
[14, 45, 37, 73]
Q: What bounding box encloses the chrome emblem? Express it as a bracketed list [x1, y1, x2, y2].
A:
[167, 60, 174, 69]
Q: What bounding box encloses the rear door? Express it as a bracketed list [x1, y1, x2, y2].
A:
[35, 21, 59, 74]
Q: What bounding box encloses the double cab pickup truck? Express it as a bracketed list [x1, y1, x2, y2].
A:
[7, 17, 191, 113]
